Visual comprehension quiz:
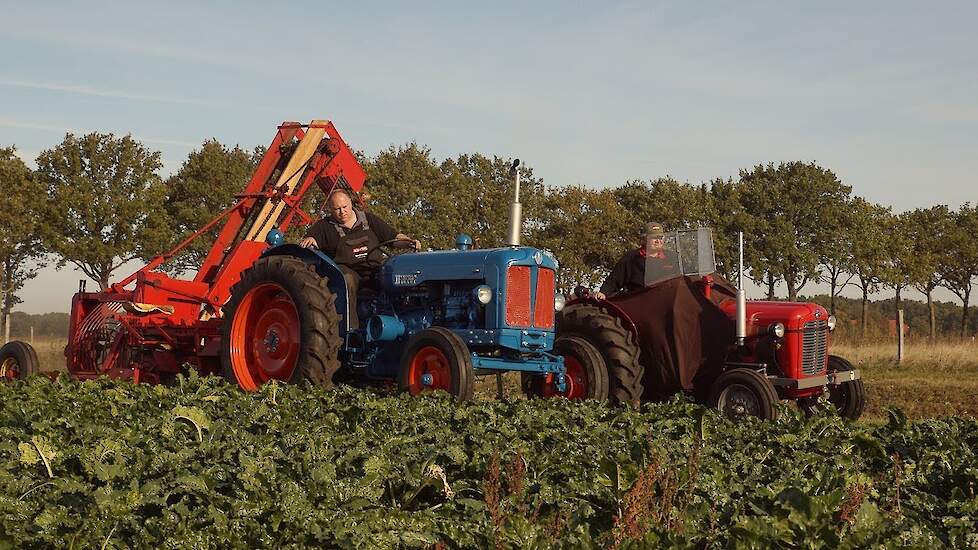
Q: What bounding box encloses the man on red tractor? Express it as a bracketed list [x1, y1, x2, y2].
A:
[597, 222, 679, 299]
[300, 189, 420, 326]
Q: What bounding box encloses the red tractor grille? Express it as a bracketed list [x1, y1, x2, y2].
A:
[506, 266, 532, 327]
[801, 320, 829, 375]
[534, 268, 555, 328]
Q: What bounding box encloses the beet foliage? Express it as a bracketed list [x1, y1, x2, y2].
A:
[1, 374, 976, 548]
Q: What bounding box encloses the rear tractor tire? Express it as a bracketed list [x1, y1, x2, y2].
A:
[0, 341, 40, 381]
[710, 368, 780, 421]
[826, 355, 866, 421]
[399, 327, 475, 401]
[221, 255, 342, 391]
[521, 336, 609, 401]
[557, 304, 644, 407]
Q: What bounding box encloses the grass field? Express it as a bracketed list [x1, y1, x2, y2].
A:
[833, 340, 978, 420]
[20, 337, 978, 421]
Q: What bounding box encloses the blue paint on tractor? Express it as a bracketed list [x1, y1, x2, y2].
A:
[261, 233, 564, 389]
[265, 228, 285, 247]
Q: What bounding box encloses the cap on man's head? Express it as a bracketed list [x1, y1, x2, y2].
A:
[646, 222, 664, 236]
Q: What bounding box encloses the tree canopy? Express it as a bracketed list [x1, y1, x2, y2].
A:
[7, 129, 978, 340]
[156, 139, 262, 275]
[35, 133, 168, 290]
[0, 146, 47, 330]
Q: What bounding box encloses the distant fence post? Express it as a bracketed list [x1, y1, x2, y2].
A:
[30, 326, 34, 346]
[897, 309, 905, 364]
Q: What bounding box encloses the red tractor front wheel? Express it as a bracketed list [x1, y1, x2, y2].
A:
[522, 336, 609, 401]
[710, 368, 780, 421]
[221, 256, 342, 391]
[826, 355, 866, 420]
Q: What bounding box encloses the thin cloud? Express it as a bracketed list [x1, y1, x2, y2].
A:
[1, 77, 216, 107]
[0, 118, 198, 148]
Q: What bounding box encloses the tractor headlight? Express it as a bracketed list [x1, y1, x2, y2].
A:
[554, 293, 566, 312]
[474, 285, 492, 305]
[769, 322, 785, 339]
[827, 315, 837, 331]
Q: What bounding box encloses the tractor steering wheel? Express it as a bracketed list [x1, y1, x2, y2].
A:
[365, 238, 419, 260]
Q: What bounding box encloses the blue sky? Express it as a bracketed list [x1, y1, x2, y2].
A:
[2, 1, 977, 313]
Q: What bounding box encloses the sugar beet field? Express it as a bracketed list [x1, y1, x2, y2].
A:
[2, 369, 977, 548]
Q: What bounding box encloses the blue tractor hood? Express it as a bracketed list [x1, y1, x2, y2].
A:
[381, 246, 558, 291]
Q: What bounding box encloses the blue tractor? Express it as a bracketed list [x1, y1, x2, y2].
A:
[220, 160, 608, 401]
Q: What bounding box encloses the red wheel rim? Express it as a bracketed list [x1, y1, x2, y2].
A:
[0, 358, 18, 381]
[539, 355, 587, 399]
[229, 282, 300, 392]
[406, 346, 452, 395]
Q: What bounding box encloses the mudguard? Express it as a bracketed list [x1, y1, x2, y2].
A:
[262, 244, 352, 333]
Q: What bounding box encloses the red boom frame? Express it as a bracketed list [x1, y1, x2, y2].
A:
[65, 120, 366, 383]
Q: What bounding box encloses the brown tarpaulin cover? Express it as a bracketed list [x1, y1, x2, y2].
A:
[608, 275, 737, 402]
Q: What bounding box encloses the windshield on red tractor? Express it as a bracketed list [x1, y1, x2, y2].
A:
[643, 227, 717, 287]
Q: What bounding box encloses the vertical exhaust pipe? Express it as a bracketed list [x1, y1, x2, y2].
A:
[736, 231, 747, 346]
[507, 159, 522, 246]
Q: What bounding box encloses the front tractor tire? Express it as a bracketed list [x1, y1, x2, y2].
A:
[826, 355, 866, 420]
[221, 255, 342, 391]
[557, 304, 644, 407]
[522, 336, 609, 401]
[710, 368, 780, 421]
[0, 341, 40, 381]
[399, 327, 475, 401]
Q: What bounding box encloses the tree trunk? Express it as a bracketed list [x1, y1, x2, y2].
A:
[895, 286, 903, 322]
[0, 261, 8, 341]
[829, 279, 837, 314]
[961, 291, 971, 339]
[787, 276, 798, 302]
[927, 290, 936, 342]
[766, 273, 775, 300]
[861, 286, 869, 340]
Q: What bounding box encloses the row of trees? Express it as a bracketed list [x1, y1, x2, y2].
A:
[1, 133, 976, 339]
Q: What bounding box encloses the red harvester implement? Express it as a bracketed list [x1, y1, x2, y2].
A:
[64, 120, 365, 384]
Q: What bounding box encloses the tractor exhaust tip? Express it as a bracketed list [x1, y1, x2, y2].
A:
[507, 158, 522, 247]
[736, 232, 746, 345]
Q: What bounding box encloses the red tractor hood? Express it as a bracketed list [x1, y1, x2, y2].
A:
[718, 299, 828, 332]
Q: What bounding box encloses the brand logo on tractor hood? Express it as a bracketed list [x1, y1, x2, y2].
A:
[393, 274, 418, 286]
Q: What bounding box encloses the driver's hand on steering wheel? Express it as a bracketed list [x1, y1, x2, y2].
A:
[300, 237, 319, 249]
[412, 239, 421, 251]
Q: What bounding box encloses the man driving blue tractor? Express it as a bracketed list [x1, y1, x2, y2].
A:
[300, 188, 420, 327]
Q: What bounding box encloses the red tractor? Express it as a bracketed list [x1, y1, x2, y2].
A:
[559, 228, 866, 421]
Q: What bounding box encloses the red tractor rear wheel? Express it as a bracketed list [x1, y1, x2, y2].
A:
[0, 341, 39, 381]
[557, 304, 644, 407]
[710, 368, 779, 421]
[522, 336, 609, 401]
[399, 327, 474, 400]
[221, 256, 342, 391]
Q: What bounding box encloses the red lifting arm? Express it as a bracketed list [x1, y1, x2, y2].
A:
[111, 120, 365, 312]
